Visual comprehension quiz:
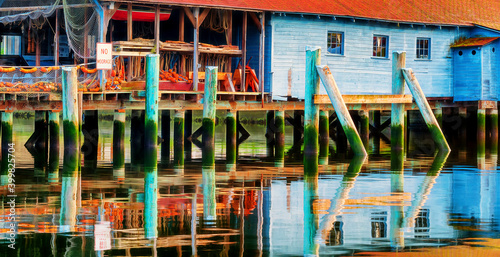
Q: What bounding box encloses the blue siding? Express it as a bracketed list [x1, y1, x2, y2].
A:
[269, 15, 460, 100]
[470, 27, 500, 37]
[264, 14, 273, 93]
[453, 47, 482, 101]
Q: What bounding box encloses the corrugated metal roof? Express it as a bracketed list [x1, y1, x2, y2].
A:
[121, 0, 500, 30]
[450, 37, 500, 48]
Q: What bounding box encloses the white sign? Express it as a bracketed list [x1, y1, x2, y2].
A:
[96, 43, 112, 70]
[94, 221, 112, 250]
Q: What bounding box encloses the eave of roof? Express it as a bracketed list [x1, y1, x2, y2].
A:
[450, 37, 500, 48]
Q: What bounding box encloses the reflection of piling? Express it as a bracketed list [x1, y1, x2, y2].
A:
[275, 110, 285, 166]
[48, 111, 60, 184]
[113, 110, 126, 182]
[174, 110, 185, 168]
[202, 167, 216, 225]
[392, 52, 405, 153]
[304, 46, 321, 163]
[161, 110, 171, 162]
[372, 110, 381, 154]
[144, 167, 158, 239]
[266, 110, 275, 157]
[359, 110, 369, 151]
[144, 54, 159, 167]
[130, 110, 145, 165]
[226, 110, 237, 166]
[390, 167, 405, 250]
[1, 112, 13, 185]
[477, 108, 486, 157]
[303, 166, 319, 256]
[202, 66, 217, 168]
[319, 110, 329, 165]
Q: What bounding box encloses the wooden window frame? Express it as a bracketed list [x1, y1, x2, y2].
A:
[327, 31, 344, 55]
[416, 37, 431, 59]
[373, 35, 389, 58]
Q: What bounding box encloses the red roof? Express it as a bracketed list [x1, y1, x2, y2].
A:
[126, 0, 500, 30]
[450, 37, 500, 48]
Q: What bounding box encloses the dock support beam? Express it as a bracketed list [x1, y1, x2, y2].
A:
[487, 109, 498, 154]
[144, 54, 159, 167]
[226, 110, 237, 168]
[174, 110, 185, 168]
[130, 110, 145, 165]
[202, 66, 217, 168]
[319, 110, 329, 165]
[316, 65, 367, 157]
[391, 52, 405, 170]
[113, 110, 126, 182]
[433, 108, 443, 128]
[304, 46, 321, 163]
[477, 108, 486, 157]
[48, 111, 60, 184]
[266, 110, 275, 157]
[402, 68, 450, 153]
[1, 112, 13, 185]
[359, 110, 370, 150]
[275, 110, 285, 167]
[161, 110, 171, 162]
[82, 110, 98, 168]
[62, 66, 80, 170]
[185, 110, 193, 161]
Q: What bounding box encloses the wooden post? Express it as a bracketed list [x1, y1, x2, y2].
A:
[113, 110, 126, 182]
[130, 110, 145, 165]
[173, 110, 185, 168]
[1, 112, 13, 185]
[144, 54, 159, 167]
[487, 109, 498, 154]
[202, 66, 217, 167]
[202, 167, 216, 224]
[241, 12, 247, 92]
[359, 110, 369, 150]
[402, 68, 450, 152]
[392, 51, 405, 152]
[161, 110, 171, 162]
[127, 3, 133, 82]
[274, 110, 285, 167]
[227, 10, 232, 71]
[477, 108, 486, 157]
[259, 12, 265, 99]
[62, 67, 80, 160]
[266, 110, 275, 157]
[319, 110, 329, 165]
[433, 108, 443, 128]
[184, 110, 192, 161]
[226, 110, 237, 168]
[316, 65, 367, 157]
[48, 111, 60, 184]
[193, 7, 200, 91]
[304, 46, 321, 163]
[36, 33, 41, 66]
[82, 110, 98, 167]
[154, 5, 160, 54]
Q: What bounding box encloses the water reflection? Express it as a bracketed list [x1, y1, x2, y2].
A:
[303, 156, 319, 256]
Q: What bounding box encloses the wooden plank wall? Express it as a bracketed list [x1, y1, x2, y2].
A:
[269, 15, 462, 100]
[453, 47, 482, 101]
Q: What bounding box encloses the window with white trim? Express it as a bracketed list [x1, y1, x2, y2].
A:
[327, 32, 344, 55]
[373, 35, 388, 58]
[416, 38, 430, 59]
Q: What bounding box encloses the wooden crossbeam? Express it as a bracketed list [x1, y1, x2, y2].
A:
[314, 94, 412, 104]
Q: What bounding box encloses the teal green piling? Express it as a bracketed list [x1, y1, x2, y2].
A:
[226, 110, 237, 168]
[402, 68, 450, 153]
[161, 110, 171, 162]
[392, 52, 406, 155]
[359, 110, 370, 151]
[304, 46, 321, 164]
[48, 111, 60, 184]
[319, 110, 329, 165]
[113, 110, 126, 182]
[1, 112, 13, 185]
[488, 109, 498, 155]
[274, 110, 285, 167]
[144, 165, 158, 239]
[316, 65, 367, 156]
[62, 67, 80, 171]
[202, 66, 217, 168]
[202, 167, 216, 225]
[173, 110, 185, 168]
[433, 108, 443, 128]
[303, 163, 319, 256]
[477, 108, 486, 157]
[144, 54, 159, 167]
[266, 110, 275, 157]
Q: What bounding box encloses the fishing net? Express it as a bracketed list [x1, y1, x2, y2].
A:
[0, 0, 60, 24]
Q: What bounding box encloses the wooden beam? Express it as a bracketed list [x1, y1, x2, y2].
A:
[193, 8, 199, 90]
[183, 7, 196, 27]
[259, 12, 265, 97]
[198, 8, 210, 28]
[154, 5, 160, 54]
[179, 8, 185, 75]
[241, 12, 247, 92]
[54, 9, 59, 65]
[127, 3, 132, 82]
[314, 94, 413, 104]
[248, 12, 262, 32]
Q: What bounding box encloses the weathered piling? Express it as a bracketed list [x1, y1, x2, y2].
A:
[173, 110, 185, 167]
[372, 110, 381, 154]
[62, 67, 80, 164]
[130, 110, 145, 165]
[487, 109, 498, 154]
[433, 107, 443, 128]
[82, 110, 98, 166]
[226, 110, 237, 167]
[402, 68, 450, 153]
[202, 66, 217, 167]
[303, 163, 319, 256]
[1, 112, 13, 185]
[477, 108, 486, 156]
[359, 110, 370, 150]
[304, 46, 321, 163]
[391, 52, 406, 154]
[48, 111, 60, 184]
[185, 110, 193, 161]
[144, 54, 159, 166]
[161, 110, 171, 162]
[202, 167, 216, 225]
[316, 65, 367, 157]
[274, 110, 285, 167]
[266, 110, 275, 157]
[319, 110, 329, 165]
[113, 110, 126, 182]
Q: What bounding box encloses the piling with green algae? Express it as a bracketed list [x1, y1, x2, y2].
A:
[359, 110, 370, 150]
[173, 110, 185, 167]
[144, 54, 159, 167]
[161, 110, 171, 162]
[304, 46, 321, 163]
[433, 108, 443, 128]
[202, 167, 216, 225]
[319, 110, 329, 165]
[1, 112, 13, 185]
[274, 110, 285, 167]
[113, 110, 126, 181]
[487, 109, 498, 154]
[391, 51, 406, 154]
[48, 111, 60, 184]
[202, 66, 217, 168]
[226, 110, 237, 167]
[477, 108, 486, 157]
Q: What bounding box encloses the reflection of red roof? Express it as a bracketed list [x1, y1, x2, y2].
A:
[450, 37, 500, 48]
[126, 0, 500, 30]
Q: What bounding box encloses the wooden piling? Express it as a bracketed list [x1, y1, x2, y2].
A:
[173, 110, 185, 168]
[433, 108, 443, 128]
[402, 68, 450, 153]
[48, 111, 60, 184]
[391, 52, 406, 153]
[202, 167, 216, 224]
[477, 108, 486, 157]
[34, 110, 48, 152]
[316, 65, 367, 157]
[293, 110, 303, 146]
[372, 110, 381, 154]
[113, 110, 126, 182]
[202, 66, 217, 168]
[144, 54, 159, 167]
[161, 110, 171, 162]
[266, 110, 275, 157]
[487, 109, 498, 154]
[275, 110, 285, 167]
[184, 110, 193, 161]
[82, 110, 98, 166]
[1, 112, 13, 185]
[319, 110, 329, 165]
[359, 110, 369, 150]
[130, 110, 145, 165]
[62, 67, 80, 165]
[304, 46, 321, 163]
[226, 110, 237, 167]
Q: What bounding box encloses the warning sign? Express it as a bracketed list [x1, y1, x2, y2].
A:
[96, 43, 112, 70]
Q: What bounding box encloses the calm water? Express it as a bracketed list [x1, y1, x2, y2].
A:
[1, 111, 500, 256]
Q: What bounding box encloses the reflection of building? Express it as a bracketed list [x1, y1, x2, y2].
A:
[327, 221, 343, 246]
[415, 209, 430, 238]
[371, 212, 387, 238]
